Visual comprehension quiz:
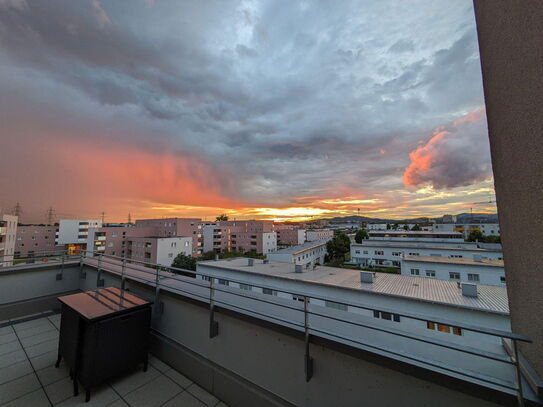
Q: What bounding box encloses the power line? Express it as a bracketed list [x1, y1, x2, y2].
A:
[100, 211, 106, 224]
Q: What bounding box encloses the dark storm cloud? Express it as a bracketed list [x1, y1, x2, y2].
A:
[0, 0, 489, 211]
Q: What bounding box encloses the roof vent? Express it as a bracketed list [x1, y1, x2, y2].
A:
[360, 271, 374, 284]
[473, 254, 483, 262]
[248, 258, 254, 266]
[461, 283, 478, 297]
[263, 259, 269, 264]
[295, 264, 303, 273]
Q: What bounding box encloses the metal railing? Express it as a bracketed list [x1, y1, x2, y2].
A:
[0, 249, 532, 405]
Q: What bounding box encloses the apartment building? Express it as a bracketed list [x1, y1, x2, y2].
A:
[350, 241, 503, 269]
[56, 219, 102, 254]
[0, 214, 17, 266]
[203, 220, 277, 254]
[135, 218, 205, 256]
[275, 226, 306, 245]
[306, 229, 334, 242]
[86, 226, 156, 257]
[433, 222, 501, 238]
[401, 255, 506, 286]
[367, 230, 465, 243]
[15, 225, 61, 257]
[127, 236, 192, 266]
[267, 239, 328, 265]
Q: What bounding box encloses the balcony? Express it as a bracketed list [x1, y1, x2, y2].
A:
[0, 251, 540, 406]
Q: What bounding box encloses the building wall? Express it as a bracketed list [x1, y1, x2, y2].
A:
[276, 228, 306, 245]
[473, 0, 543, 375]
[15, 225, 61, 257]
[306, 229, 333, 242]
[351, 243, 503, 269]
[260, 232, 277, 254]
[202, 221, 278, 254]
[0, 215, 18, 266]
[56, 219, 102, 246]
[433, 223, 500, 238]
[135, 218, 204, 257]
[400, 259, 505, 286]
[268, 242, 327, 265]
[156, 237, 192, 266]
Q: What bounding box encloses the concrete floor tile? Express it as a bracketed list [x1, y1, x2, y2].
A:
[164, 368, 193, 389]
[16, 323, 57, 339]
[20, 329, 59, 348]
[0, 325, 14, 336]
[0, 339, 22, 357]
[0, 360, 33, 385]
[106, 399, 129, 407]
[0, 349, 27, 369]
[162, 391, 207, 407]
[0, 388, 50, 407]
[123, 375, 182, 407]
[37, 363, 70, 386]
[25, 338, 58, 358]
[186, 384, 219, 407]
[0, 331, 18, 346]
[109, 365, 160, 396]
[0, 373, 41, 405]
[30, 349, 58, 371]
[148, 355, 170, 373]
[12, 317, 53, 332]
[44, 376, 76, 405]
[54, 384, 119, 407]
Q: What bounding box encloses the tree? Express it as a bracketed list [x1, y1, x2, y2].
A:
[326, 233, 351, 264]
[354, 228, 368, 243]
[411, 224, 421, 231]
[216, 214, 229, 221]
[403, 224, 409, 231]
[466, 230, 485, 242]
[172, 253, 197, 271]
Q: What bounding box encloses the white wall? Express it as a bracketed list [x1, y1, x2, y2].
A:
[157, 237, 192, 266]
[268, 243, 327, 265]
[400, 259, 505, 286]
[1, 214, 18, 266]
[57, 219, 102, 245]
[306, 230, 334, 242]
[261, 232, 277, 254]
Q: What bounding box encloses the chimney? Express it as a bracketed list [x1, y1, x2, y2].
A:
[248, 258, 254, 266]
[360, 271, 374, 284]
[461, 283, 478, 297]
[473, 254, 483, 262]
[295, 264, 303, 273]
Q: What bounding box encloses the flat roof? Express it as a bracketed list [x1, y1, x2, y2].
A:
[369, 231, 463, 236]
[351, 242, 502, 252]
[269, 239, 328, 255]
[403, 255, 504, 267]
[199, 258, 509, 314]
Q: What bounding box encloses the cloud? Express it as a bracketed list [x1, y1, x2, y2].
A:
[403, 108, 492, 189]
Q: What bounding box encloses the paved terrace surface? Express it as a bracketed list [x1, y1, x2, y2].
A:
[0, 313, 228, 407]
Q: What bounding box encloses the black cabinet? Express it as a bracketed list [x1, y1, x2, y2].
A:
[56, 287, 152, 402]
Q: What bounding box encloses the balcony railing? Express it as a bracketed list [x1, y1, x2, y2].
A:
[0, 250, 534, 405]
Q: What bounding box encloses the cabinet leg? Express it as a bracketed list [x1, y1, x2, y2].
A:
[73, 375, 78, 396]
[143, 359, 148, 372]
[55, 354, 62, 368]
[85, 390, 90, 402]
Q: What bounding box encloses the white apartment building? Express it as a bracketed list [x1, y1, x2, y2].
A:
[401, 255, 506, 286]
[195, 258, 513, 393]
[56, 219, 102, 253]
[267, 239, 328, 265]
[306, 229, 334, 242]
[0, 214, 17, 267]
[433, 223, 501, 238]
[367, 230, 465, 243]
[350, 241, 503, 269]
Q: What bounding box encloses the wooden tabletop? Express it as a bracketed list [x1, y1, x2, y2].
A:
[58, 287, 150, 321]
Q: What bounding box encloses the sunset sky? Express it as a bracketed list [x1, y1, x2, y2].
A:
[0, 0, 496, 223]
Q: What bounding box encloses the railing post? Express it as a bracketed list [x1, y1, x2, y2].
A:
[56, 253, 64, 281]
[512, 339, 525, 407]
[79, 251, 86, 279]
[304, 295, 313, 382]
[96, 253, 104, 287]
[209, 278, 219, 338]
[120, 258, 126, 291]
[153, 266, 163, 316]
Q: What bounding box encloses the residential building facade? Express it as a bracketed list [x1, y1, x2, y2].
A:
[267, 239, 328, 265]
[305, 229, 334, 242]
[0, 214, 17, 266]
[127, 236, 192, 266]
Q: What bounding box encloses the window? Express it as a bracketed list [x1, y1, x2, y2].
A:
[201, 275, 212, 282]
[325, 300, 347, 311]
[373, 310, 400, 322]
[500, 276, 506, 283]
[112, 232, 118, 238]
[374, 250, 384, 255]
[218, 279, 229, 286]
[450, 255, 463, 258]
[292, 295, 305, 302]
[449, 272, 461, 280]
[239, 283, 251, 291]
[410, 268, 420, 276]
[168, 253, 173, 258]
[363, 250, 368, 254]
[392, 252, 402, 256]
[425, 270, 436, 277]
[408, 252, 419, 256]
[355, 250, 360, 254]
[437, 324, 450, 333]
[427, 322, 462, 336]
[263, 288, 276, 296]
[468, 273, 480, 282]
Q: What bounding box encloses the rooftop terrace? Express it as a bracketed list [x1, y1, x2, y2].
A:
[403, 255, 505, 267]
[0, 312, 227, 407]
